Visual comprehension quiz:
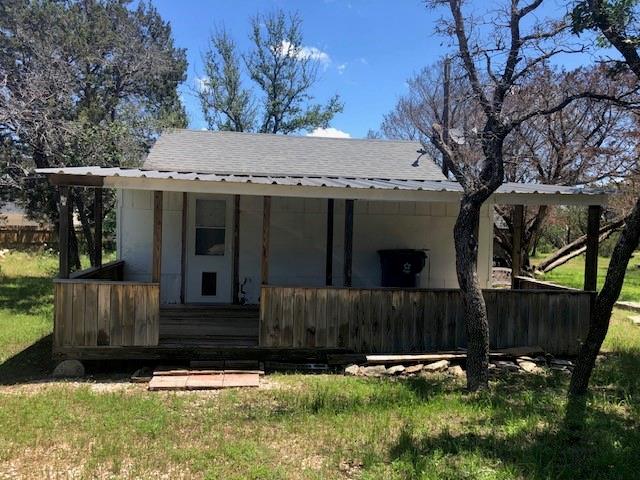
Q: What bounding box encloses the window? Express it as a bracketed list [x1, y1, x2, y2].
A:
[195, 199, 226, 255]
[201, 272, 217, 296]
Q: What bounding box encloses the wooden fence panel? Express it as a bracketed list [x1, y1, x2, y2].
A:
[53, 280, 160, 348]
[0, 227, 55, 248]
[259, 286, 593, 355]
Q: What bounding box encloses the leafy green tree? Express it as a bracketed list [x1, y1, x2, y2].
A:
[0, 0, 187, 268]
[199, 10, 343, 134]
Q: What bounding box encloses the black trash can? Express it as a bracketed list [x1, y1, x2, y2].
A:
[378, 249, 427, 288]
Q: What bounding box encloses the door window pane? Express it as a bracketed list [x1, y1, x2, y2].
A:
[195, 228, 225, 255]
[195, 199, 226, 256]
[196, 199, 226, 227]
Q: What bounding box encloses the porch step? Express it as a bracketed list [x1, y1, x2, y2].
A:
[159, 305, 259, 348]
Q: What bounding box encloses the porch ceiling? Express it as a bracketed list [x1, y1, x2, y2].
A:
[35, 166, 609, 206]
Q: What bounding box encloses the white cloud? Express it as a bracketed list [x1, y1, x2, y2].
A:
[306, 127, 351, 139]
[195, 77, 209, 93]
[279, 40, 331, 65]
[337, 63, 347, 75]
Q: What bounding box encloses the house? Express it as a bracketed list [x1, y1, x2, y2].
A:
[36, 129, 607, 364]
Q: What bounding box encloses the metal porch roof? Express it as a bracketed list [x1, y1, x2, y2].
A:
[34, 166, 608, 200]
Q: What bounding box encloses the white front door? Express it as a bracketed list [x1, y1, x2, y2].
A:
[186, 194, 234, 303]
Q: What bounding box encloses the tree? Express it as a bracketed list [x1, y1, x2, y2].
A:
[0, 0, 187, 268]
[199, 10, 343, 134]
[426, 0, 597, 391]
[381, 64, 635, 271]
[568, 0, 640, 396]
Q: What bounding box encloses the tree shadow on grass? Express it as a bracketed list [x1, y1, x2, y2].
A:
[0, 275, 54, 317]
[0, 336, 149, 386]
[0, 334, 55, 384]
[384, 370, 640, 480]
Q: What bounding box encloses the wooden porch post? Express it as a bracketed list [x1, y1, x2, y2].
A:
[152, 191, 163, 284]
[325, 198, 334, 286]
[232, 194, 241, 303]
[180, 192, 187, 303]
[344, 199, 354, 287]
[261, 196, 271, 285]
[58, 186, 70, 279]
[511, 204, 524, 288]
[94, 188, 103, 268]
[584, 204, 601, 291]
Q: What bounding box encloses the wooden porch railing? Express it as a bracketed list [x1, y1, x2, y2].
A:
[259, 286, 593, 355]
[513, 275, 584, 292]
[53, 262, 159, 348]
[70, 259, 124, 281]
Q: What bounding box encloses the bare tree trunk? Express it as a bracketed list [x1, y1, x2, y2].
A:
[537, 218, 624, 272]
[455, 197, 490, 390]
[74, 192, 96, 267]
[569, 196, 640, 396]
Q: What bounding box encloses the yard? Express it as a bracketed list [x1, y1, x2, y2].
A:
[1, 251, 639, 479]
[534, 253, 640, 301]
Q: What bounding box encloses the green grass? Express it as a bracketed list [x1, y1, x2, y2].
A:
[533, 253, 640, 302]
[1, 250, 639, 478]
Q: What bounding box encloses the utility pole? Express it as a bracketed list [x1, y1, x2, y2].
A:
[442, 56, 451, 179]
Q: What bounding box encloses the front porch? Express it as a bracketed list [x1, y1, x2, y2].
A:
[43, 167, 606, 363]
[52, 259, 594, 361]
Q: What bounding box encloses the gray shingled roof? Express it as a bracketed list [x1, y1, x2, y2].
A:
[142, 129, 446, 181]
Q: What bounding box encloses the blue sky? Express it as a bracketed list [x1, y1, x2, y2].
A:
[152, 0, 595, 139]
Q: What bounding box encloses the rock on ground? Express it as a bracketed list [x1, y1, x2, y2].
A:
[404, 364, 424, 374]
[386, 365, 405, 375]
[423, 360, 450, 372]
[493, 360, 520, 372]
[448, 365, 465, 377]
[360, 365, 387, 377]
[518, 360, 542, 374]
[52, 360, 85, 378]
[550, 359, 574, 367]
[131, 367, 154, 383]
[344, 364, 360, 376]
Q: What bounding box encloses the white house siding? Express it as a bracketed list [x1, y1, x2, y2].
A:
[117, 189, 183, 303]
[117, 190, 494, 305]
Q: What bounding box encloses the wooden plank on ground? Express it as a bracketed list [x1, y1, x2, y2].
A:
[186, 374, 224, 390]
[148, 375, 189, 391]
